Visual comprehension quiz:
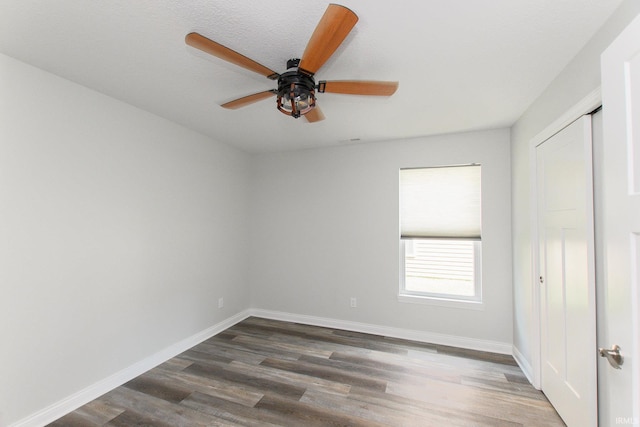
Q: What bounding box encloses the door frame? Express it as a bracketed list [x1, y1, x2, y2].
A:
[526, 87, 601, 389]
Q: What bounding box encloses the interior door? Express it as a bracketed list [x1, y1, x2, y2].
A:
[537, 115, 597, 426]
[598, 14, 640, 425]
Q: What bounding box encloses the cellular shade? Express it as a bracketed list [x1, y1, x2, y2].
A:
[400, 165, 481, 239]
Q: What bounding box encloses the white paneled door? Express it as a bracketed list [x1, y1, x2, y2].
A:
[599, 14, 640, 426]
[537, 115, 597, 426]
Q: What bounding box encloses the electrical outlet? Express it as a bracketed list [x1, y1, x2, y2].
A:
[350, 297, 357, 308]
[218, 297, 224, 309]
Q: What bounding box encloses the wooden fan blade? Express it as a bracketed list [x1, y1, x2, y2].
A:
[221, 90, 276, 110]
[319, 80, 399, 96]
[298, 4, 358, 75]
[186, 33, 279, 80]
[304, 106, 326, 123]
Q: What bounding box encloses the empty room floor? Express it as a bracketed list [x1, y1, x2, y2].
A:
[48, 317, 564, 426]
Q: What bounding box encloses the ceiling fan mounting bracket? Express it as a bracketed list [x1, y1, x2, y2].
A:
[285, 58, 314, 78]
[286, 58, 300, 69]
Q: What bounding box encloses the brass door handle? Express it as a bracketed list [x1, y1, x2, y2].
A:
[599, 345, 623, 369]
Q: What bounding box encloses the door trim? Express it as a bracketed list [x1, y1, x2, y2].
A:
[527, 87, 601, 389]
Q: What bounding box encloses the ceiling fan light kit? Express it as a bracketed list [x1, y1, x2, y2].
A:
[276, 59, 317, 118]
[185, 3, 398, 122]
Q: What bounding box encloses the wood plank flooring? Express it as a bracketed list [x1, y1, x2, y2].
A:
[48, 317, 565, 426]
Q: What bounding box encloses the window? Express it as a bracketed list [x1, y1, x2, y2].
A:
[399, 165, 482, 304]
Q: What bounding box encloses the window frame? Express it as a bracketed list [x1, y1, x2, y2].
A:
[398, 165, 483, 309]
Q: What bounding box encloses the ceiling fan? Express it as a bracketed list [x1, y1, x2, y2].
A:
[185, 3, 398, 123]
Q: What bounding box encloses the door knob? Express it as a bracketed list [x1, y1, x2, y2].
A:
[599, 345, 623, 369]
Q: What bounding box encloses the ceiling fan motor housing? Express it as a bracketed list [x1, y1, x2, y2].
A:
[276, 59, 317, 118]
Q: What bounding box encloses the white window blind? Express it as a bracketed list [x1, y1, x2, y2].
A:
[400, 165, 481, 239]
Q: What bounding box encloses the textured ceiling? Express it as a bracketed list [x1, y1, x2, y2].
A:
[0, 0, 624, 152]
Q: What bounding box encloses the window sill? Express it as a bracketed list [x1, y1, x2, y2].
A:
[398, 294, 484, 310]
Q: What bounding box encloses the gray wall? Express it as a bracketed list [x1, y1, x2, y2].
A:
[249, 129, 513, 346]
[510, 0, 640, 371]
[0, 53, 251, 425]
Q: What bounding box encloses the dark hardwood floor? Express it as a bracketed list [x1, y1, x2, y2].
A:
[48, 317, 565, 426]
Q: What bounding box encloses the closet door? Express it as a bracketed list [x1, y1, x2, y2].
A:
[537, 115, 597, 426]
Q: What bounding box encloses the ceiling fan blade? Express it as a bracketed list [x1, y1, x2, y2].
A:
[304, 106, 326, 123]
[298, 4, 358, 75]
[221, 90, 276, 110]
[319, 80, 399, 96]
[186, 32, 280, 80]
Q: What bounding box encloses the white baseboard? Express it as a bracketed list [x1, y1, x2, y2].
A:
[512, 345, 537, 388]
[11, 310, 251, 427]
[248, 308, 513, 355]
[14, 308, 514, 426]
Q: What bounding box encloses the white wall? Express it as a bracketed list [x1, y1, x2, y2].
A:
[249, 129, 512, 346]
[0, 53, 250, 426]
[510, 0, 640, 371]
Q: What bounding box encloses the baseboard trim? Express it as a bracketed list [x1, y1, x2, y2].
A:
[11, 310, 251, 427]
[14, 308, 514, 426]
[248, 309, 513, 355]
[512, 345, 537, 389]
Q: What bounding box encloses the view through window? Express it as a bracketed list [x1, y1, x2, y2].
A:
[403, 238, 480, 299]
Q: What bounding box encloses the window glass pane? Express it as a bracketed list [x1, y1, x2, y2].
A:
[404, 239, 476, 298]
